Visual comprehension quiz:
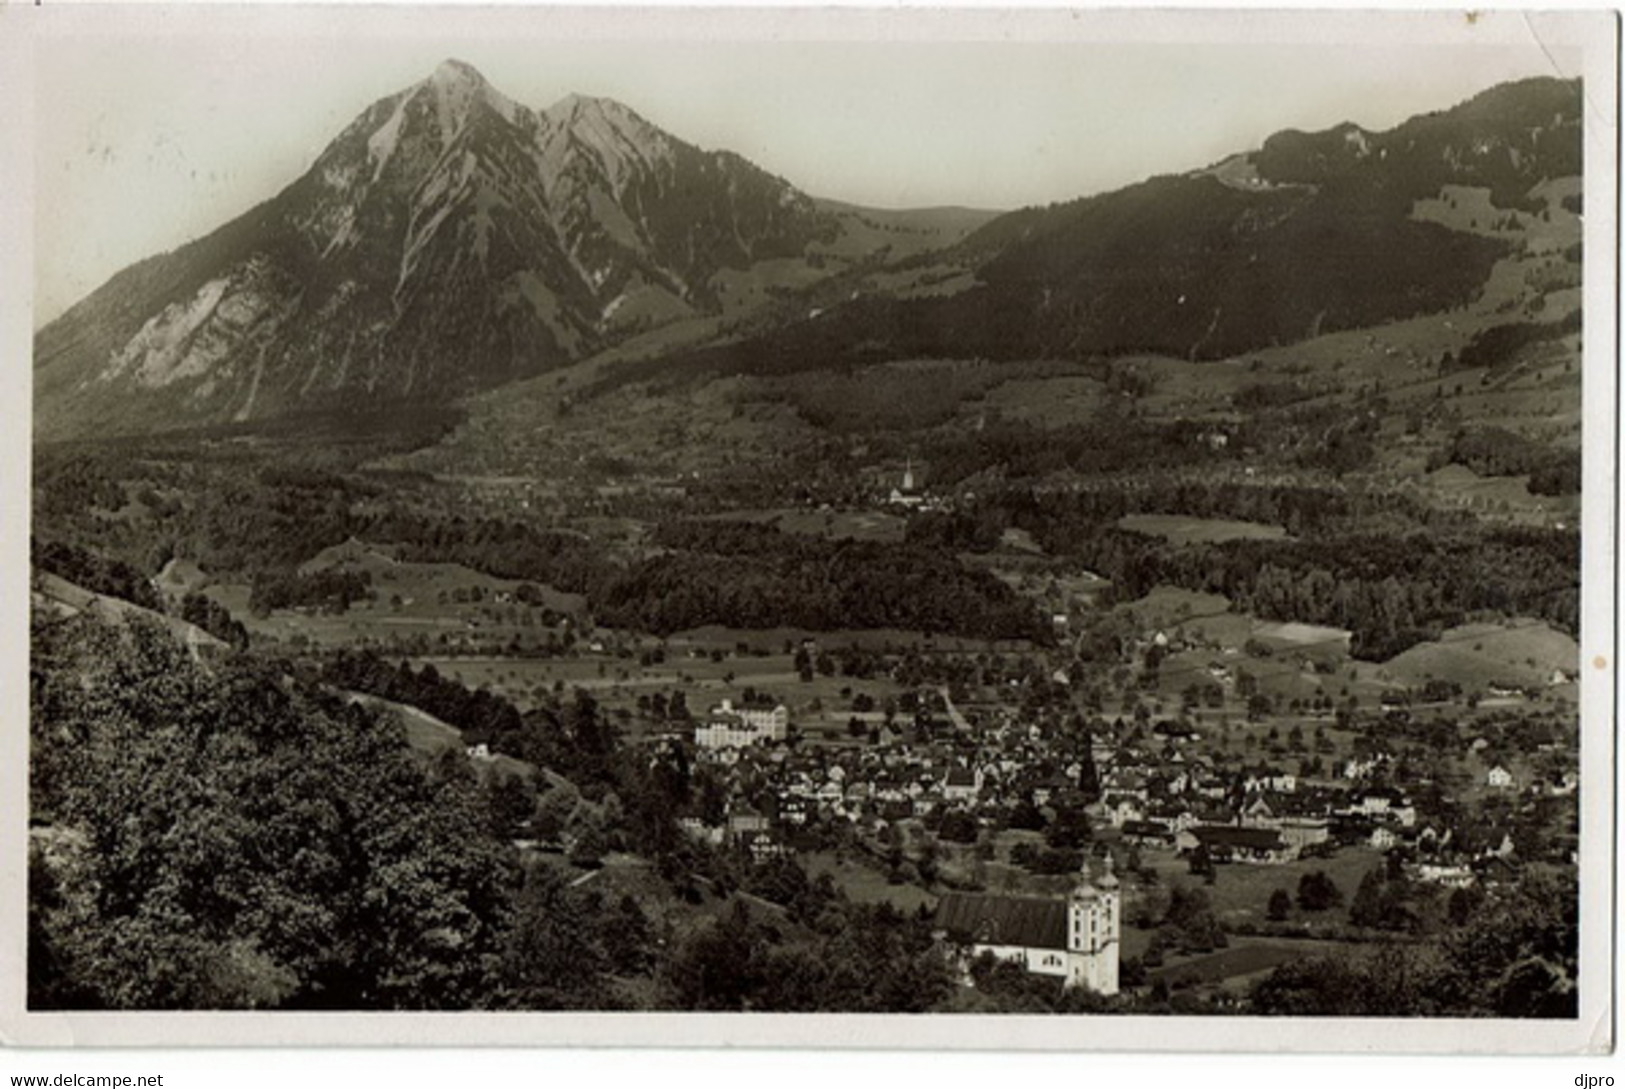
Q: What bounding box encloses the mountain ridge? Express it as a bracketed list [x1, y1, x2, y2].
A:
[35, 70, 1583, 441]
[593, 75, 1580, 389]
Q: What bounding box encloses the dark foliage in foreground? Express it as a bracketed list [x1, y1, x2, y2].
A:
[1250, 866, 1578, 1017]
[27, 612, 961, 1012]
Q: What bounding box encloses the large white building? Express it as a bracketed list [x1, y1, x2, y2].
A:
[693, 698, 790, 750]
[934, 857, 1120, 995]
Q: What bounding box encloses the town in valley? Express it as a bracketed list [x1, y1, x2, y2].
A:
[28, 51, 1587, 1018]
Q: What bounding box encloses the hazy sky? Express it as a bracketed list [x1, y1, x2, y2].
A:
[33, 9, 1581, 325]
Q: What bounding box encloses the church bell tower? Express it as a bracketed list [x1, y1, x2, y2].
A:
[1066, 854, 1121, 996]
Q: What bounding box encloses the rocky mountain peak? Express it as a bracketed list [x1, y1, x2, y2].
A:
[34, 60, 838, 438]
[429, 57, 487, 89]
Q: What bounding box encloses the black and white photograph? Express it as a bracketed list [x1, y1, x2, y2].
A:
[1, 2, 1617, 1063]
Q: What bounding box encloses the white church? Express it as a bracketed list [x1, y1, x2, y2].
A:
[933, 856, 1121, 995]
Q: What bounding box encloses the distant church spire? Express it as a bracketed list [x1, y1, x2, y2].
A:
[1072, 856, 1097, 900]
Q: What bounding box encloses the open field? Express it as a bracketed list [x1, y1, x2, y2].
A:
[803, 851, 939, 914]
[975, 372, 1110, 427]
[1422, 464, 1578, 526]
[345, 691, 464, 755]
[698, 506, 907, 544]
[202, 541, 586, 654]
[1250, 621, 1352, 661]
[665, 624, 1033, 655]
[1117, 587, 1234, 632]
[302, 538, 585, 613]
[415, 649, 908, 737]
[1412, 181, 1583, 256]
[1135, 845, 1387, 929]
[1151, 935, 1353, 990]
[1378, 618, 1578, 691]
[1118, 514, 1289, 545]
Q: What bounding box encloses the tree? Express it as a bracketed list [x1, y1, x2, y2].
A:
[29, 612, 514, 1010]
[1447, 885, 1485, 927]
[666, 901, 765, 1011]
[1077, 734, 1102, 802]
[496, 867, 611, 1009]
[483, 773, 537, 840]
[938, 811, 979, 845]
[1045, 807, 1092, 850]
[1296, 871, 1343, 912]
[1267, 888, 1293, 922]
[1349, 867, 1389, 928]
[1006, 797, 1046, 832]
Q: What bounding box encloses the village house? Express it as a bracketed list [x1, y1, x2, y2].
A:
[734, 828, 788, 863]
[1238, 791, 1276, 827]
[726, 805, 769, 836]
[1348, 787, 1416, 827]
[942, 765, 981, 803]
[1102, 793, 1146, 828]
[1275, 816, 1332, 851]
[678, 817, 726, 846]
[1369, 825, 1399, 850]
[1415, 862, 1475, 889]
[1244, 767, 1297, 794]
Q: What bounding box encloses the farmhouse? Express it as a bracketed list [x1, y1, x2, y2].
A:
[934, 858, 1120, 995]
[1120, 819, 1176, 848]
[1275, 816, 1332, 851]
[1178, 824, 1297, 864]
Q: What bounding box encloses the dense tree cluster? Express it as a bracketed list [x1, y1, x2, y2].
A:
[909, 480, 1457, 548]
[1063, 533, 1572, 661]
[600, 521, 1049, 641]
[30, 613, 514, 1009]
[911, 488, 1578, 659]
[248, 568, 373, 615]
[178, 592, 249, 650]
[1449, 310, 1582, 374]
[32, 538, 162, 612]
[33, 454, 128, 518]
[1250, 867, 1577, 1017]
[321, 649, 525, 750]
[1429, 427, 1581, 496]
[912, 417, 1242, 487]
[665, 898, 952, 1012]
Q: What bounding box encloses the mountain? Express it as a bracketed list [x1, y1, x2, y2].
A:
[37, 71, 1581, 441]
[605, 76, 1582, 384]
[34, 60, 849, 438]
